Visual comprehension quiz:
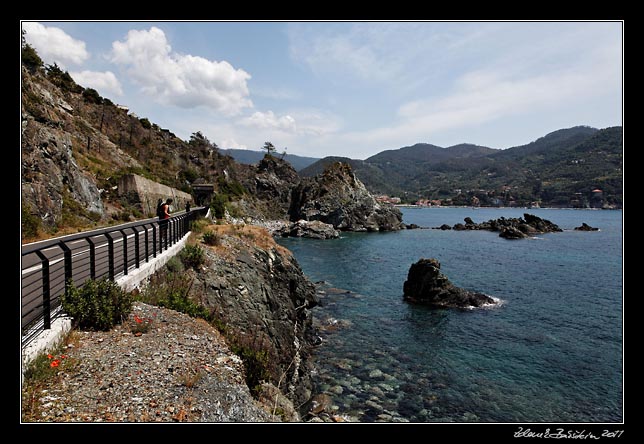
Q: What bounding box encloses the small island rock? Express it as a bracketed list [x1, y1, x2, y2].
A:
[403, 258, 495, 308]
[574, 223, 599, 231]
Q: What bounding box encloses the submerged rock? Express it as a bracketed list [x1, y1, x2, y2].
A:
[403, 258, 495, 308]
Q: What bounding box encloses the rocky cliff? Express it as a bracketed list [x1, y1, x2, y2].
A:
[238, 154, 300, 220]
[289, 162, 404, 232]
[186, 224, 319, 413]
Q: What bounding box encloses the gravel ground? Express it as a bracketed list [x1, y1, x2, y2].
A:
[21, 302, 277, 423]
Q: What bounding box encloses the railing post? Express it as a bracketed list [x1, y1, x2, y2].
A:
[143, 225, 149, 263]
[35, 250, 51, 330]
[120, 229, 128, 275]
[59, 241, 72, 292]
[86, 237, 96, 280]
[152, 223, 157, 257]
[107, 234, 115, 280]
[132, 226, 140, 269]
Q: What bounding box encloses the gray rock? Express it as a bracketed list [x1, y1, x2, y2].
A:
[194, 235, 319, 411]
[277, 219, 340, 239]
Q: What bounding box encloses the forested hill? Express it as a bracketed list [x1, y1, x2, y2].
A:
[300, 126, 622, 208]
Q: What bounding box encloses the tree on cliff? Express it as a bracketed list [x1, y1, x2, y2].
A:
[189, 131, 219, 155]
[262, 141, 276, 156]
[21, 30, 43, 72]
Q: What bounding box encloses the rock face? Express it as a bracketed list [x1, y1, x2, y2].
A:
[403, 258, 495, 308]
[289, 162, 404, 232]
[444, 213, 562, 239]
[241, 155, 301, 219]
[192, 225, 319, 411]
[277, 220, 340, 239]
[575, 222, 599, 231]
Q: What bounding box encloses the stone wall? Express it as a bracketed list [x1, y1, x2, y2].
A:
[118, 174, 193, 215]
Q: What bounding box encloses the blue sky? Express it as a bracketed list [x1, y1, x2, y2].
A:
[22, 21, 622, 159]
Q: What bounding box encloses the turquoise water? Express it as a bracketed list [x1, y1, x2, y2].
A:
[277, 208, 623, 423]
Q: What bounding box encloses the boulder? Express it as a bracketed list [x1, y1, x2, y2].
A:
[403, 258, 495, 308]
[278, 220, 340, 239]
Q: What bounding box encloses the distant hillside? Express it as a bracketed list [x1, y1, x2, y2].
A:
[220, 148, 320, 171]
[301, 126, 622, 208]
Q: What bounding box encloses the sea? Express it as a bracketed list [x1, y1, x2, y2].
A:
[276, 207, 623, 423]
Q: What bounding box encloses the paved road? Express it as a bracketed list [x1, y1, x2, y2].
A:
[21, 215, 185, 334]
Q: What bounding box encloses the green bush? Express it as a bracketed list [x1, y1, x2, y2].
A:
[22, 43, 43, 72]
[82, 88, 103, 104]
[62, 278, 133, 331]
[211, 193, 229, 219]
[139, 117, 152, 129]
[22, 203, 41, 240]
[179, 244, 205, 270]
[228, 335, 274, 397]
[165, 256, 184, 273]
[202, 230, 221, 246]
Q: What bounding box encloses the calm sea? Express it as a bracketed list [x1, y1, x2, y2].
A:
[277, 208, 623, 423]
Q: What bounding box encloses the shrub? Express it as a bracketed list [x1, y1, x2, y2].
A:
[62, 278, 133, 331]
[165, 256, 184, 273]
[179, 244, 205, 270]
[227, 333, 275, 397]
[139, 117, 152, 129]
[82, 88, 103, 104]
[22, 43, 43, 72]
[22, 203, 41, 240]
[202, 230, 221, 246]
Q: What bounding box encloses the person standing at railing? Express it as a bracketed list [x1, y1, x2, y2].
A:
[159, 198, 173, 249]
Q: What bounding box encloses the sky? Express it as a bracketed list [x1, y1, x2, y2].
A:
[21, 21, 623, 160]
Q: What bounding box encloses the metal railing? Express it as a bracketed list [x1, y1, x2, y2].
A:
[21, 207, 208, 347]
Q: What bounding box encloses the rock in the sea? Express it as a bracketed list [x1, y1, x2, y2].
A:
[499, 226, 528, 239]
[574, 222, 599, 231]
[438, 224, 452, 230]
[278, 219, 340, 239]
[403, 258, 495, 308]
[449, 214, 562, 240]
[289, 162, 404, 232]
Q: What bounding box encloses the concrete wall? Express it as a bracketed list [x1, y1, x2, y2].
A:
[119, 174, 193, 216]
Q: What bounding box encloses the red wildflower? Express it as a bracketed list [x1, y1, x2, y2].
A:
[47, 354, 54, 360]
[50, 360, 60, 368]
[134, 315, 143, 324]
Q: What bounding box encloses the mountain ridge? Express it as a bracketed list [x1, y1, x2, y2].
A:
[300, 125, 622, 208]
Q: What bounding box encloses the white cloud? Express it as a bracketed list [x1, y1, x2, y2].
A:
[239, 110, 297, 132]
[109, 26, 252, 115]
[22, 21, 89, 67]
[220, 139, 248, 150]
[69, 70, 123, 97]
